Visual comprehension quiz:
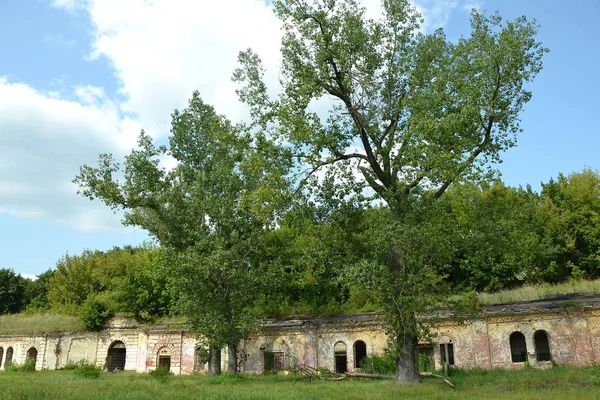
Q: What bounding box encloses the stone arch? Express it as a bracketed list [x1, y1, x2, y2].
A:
[26, 347, 38, 368]
[4, 347, 13, 368]
[334, 341, 347, 373]
[439, 335, 455, 366]
[510, 331, 527, 363]
[156, 346, 172, 371]
[353, 340, 367, 369]
[106, 340, 127, 371]
[260, 338, 288, 372]
[534, 330, 551, 362]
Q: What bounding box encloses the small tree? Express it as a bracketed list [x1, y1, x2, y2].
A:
[74, 92, 289, 374]
[234, 0, 546, 382]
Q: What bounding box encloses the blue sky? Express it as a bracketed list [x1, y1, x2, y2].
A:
[0, 0, 599, 278]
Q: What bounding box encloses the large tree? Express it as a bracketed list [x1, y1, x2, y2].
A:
[74, 92, 289, 374]
[234, 0, 546, 382]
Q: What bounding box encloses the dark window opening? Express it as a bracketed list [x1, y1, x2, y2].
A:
[158, 356, 171, 370]
[334, 342, 347, 373]
[510, 332, 528, 363]
[354, 341, 367, 369]
[264, 351, 284, 371]
[107, 341, 126, 372]
[440, 343, 455, 366]
[0, 347, 4, 369]
[534, 330, 551, 362]
[194, 347, 206, 371]
[26, 347, 38, 369]
[418, 347, 435, 372]
[4, 347, 13, 368]
[157, 347, 171, 371]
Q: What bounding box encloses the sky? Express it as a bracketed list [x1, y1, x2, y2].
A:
[0, 0, 599, 278]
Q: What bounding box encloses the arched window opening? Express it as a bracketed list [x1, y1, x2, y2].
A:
[439, 336, 455, 366]
[107, 341, 126, 372]
[263, 350, 284, 372]
[354, 341, 367, 369]
[26, 347, 38, 369]
[334, 341, 347, 373]
[0, 347, 4, 369]
[157, 347, 171, 371]
[194, 346, 206, 371]
[4, 347, 13, 368]
[510, 332, 527, 363]
[534, 330, 551, 362]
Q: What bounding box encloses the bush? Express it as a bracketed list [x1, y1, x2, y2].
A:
[63, 360, 89, 370]
[3, 360, 36, 373]
[20, 359, 36, 372]
[3, 363, 19, 373]
[149, 366, 171, 382]
[80, 296, 110, 331]
[360, 354, 396, 375]
[73, 361, 102, 379]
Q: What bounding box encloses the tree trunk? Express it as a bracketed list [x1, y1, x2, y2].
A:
[395, 333, 420, 383]
[227, 343, 238, 373]
[208, 345, 221, 376]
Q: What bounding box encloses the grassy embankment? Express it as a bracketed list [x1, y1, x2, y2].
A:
[0, 366, 599, 400]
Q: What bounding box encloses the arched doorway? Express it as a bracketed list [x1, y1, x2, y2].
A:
[4, 347, 13, 368]
[26, 347, 38, 369]
[439, 336, 455, 366]
[354, 340, 367, 368]
[334, 341, 347, 373]
[157, 347, 171, 371]
[534, 330, 551, 361]
[107, 341, 127, 372]
[510, 332, 527, 363]
[0, 347, 4, 369]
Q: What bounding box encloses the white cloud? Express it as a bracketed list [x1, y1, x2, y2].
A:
[0, 77, 136, 233]
[19, 273, 38, 281]
[0, 0, 480, 233]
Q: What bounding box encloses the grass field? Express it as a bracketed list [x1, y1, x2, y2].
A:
[1, 366, 599, 400]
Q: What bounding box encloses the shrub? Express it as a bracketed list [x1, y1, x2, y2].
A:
[73, 361, 102, 379]
[149, 366, 171, 382]
[3, 364, 19, 373]
[20, 359, 36, 372]
[3, 360, 36, 373]
[80, 296, 110, 331]
[360, 354, 396, 375]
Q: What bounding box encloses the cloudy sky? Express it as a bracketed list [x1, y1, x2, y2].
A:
[1, 0, 599, 278]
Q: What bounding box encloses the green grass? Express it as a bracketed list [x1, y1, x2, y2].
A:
[0, 366, 599, 399]
[479, 278, 600, 305]
[0, 314, 84, 335]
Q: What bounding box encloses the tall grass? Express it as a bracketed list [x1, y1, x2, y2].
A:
[479, 278, 600, 305]
[0, 366, 598, 400]
[0, 314, 85, 335]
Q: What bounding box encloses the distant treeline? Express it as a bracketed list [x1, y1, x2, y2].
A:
[2, 169, 599, 325]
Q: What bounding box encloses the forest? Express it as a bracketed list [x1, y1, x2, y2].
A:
[3, 168, 599, 321]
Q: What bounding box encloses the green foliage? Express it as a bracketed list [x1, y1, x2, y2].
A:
[73, 362, 102, 379]
[148, 366, 171, 382]
[360, 353, 397, 375]
[25, 269, 54, 312]
[4, 360, 36, 373]
[0, 268, 29, 314]
[79, 295, 110, 331]
[74, 92, 291, 373]
[235, 0, 547, 380]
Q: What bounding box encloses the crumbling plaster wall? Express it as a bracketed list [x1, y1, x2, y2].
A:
[1, 306, 599, 374]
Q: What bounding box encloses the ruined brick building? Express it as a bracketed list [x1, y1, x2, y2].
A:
[1, 296, 599, 374]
